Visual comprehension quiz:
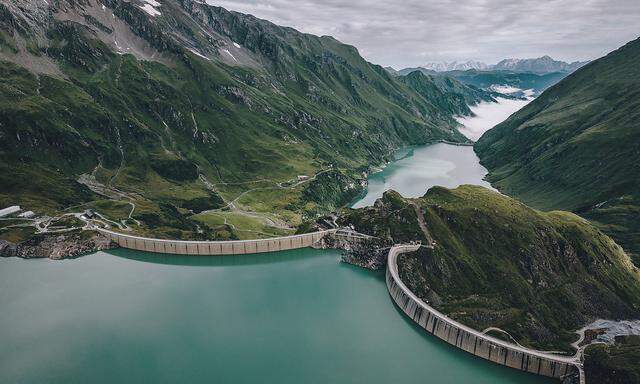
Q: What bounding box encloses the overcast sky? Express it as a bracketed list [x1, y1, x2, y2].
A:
[207, 0, 640, 69]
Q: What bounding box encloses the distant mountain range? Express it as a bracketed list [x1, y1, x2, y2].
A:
[421, 60, 489, 72]
[389, 67, 569, 96]
[417, 56, 589, 74]
[493, 55, 589, 73]
[386, 56, 589, 97]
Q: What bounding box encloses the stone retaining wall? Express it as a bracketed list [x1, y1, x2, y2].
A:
[97, 228, 337, 255]
[386, 245, 580, 381]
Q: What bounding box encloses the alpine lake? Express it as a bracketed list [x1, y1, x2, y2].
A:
[0, 100, 551, 384]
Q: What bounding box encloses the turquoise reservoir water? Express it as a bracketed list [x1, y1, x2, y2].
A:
[352, 143, 492, 208]
[0, 249, 551, 384]
[0, 143, 550, 383]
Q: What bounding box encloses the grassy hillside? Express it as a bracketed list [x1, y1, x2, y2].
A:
[396, 71, 495, 116]
[0, 0, 490, 241]
[475, 37, 640, 264]
[338, 185, 640, 351]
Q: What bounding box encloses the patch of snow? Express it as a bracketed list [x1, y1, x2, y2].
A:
[139, 3, 161, 16]
[523, 89, 535, 98]
[222, 49, 238, 62]
[233, 42, 241, 49]
[114, 39, 125, 55]
[189, 48, 211, 61]
[594, 200, 611, 209]
[456, 97, 532, 141]
[422, 61, 488, 72]
[139, 0, 161, 17]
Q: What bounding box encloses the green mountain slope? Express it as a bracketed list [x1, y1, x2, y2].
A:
[338, 185, 640, 351]
[475, 37, 640, 263]
[0, 0, 489, 241]
[396, 71, 495, 117]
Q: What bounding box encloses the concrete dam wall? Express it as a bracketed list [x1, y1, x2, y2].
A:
[386, 245, 580, 381]
[97, 228, 338, 255]
[98, 228, 581, 381]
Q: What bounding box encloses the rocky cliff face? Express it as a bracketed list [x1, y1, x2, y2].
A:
[0, 231, 116, 260]
[316, 233, 392, 270]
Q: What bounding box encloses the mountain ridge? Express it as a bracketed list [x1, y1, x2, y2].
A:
[475, 37, 640, 264]
[418, 55, 588, 74]
[0, 0, 492, 242]
[391, 67, 569, 96]
[421, 60, 488, 72]
[493, 55, 588, 73]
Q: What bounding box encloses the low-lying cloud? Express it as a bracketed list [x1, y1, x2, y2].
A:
[208, 0, 640, 69]
[456, 97, 531, 141]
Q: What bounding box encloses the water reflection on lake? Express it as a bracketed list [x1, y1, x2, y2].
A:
[352, 143, 493, 208]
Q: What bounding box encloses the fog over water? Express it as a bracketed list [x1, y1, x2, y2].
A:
[456, 97, 532, 141]
[351, 93, 531, 207]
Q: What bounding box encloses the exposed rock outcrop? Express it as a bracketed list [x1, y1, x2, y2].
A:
[313, 233, 391, 270]
[0, 230, 117, 260]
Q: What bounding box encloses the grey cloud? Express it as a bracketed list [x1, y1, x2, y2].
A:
[208, 0, 640, 68]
